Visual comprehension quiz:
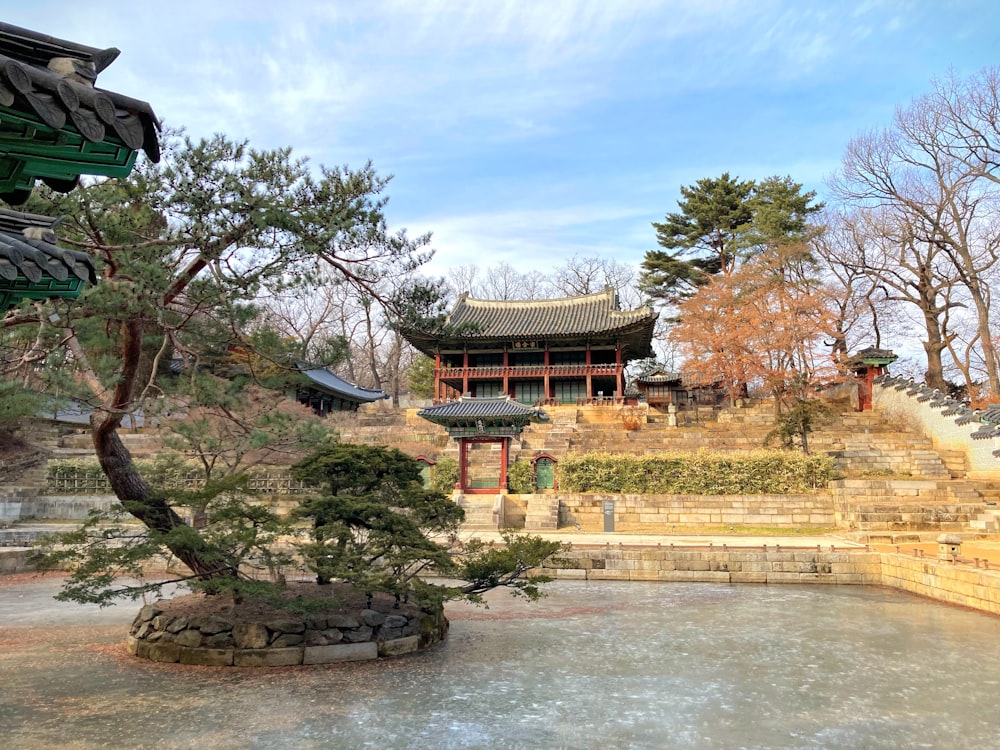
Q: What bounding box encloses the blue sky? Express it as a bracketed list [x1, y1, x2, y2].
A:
[7, 1, 1000, 279]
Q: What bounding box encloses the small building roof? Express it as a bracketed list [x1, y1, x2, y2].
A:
[0, 208, 97, 309]
[402, 288, 657, 357]
[844, 347, 898, 370]
[298, 366, 389, 404]
[633, 367, 683, 385]
[0, 22, 160, 203]
[417, 395, 545, 426]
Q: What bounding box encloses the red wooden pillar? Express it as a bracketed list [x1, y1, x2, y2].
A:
[462, 349, 469, 396]
[615, 343, 623, 398]
[503, 347, 509, 396]
[585, 343, 593, 400]
[458, 438, 468, 490]
[434, 352, 441, 403]
[499, 438, 509, 490]
[857, 364, 885, 411]
[543, 345, 551, 402]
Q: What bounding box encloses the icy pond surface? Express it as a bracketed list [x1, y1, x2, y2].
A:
[3, 578, 1000, 749]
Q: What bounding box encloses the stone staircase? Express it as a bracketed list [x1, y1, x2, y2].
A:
[456, 494, 502, 530]
[808, 411, 961, 479]
[970, 508, 1000, 533]
[523, 495, 560, 531]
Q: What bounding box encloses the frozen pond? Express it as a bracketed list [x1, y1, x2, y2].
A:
[3, 577, 1000, 749]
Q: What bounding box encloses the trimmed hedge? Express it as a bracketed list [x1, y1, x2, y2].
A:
[559, 450, 833, 495]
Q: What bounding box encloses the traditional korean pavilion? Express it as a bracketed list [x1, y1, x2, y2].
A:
[631, 367, 725, 408]
[0, 22, 160, 204]
[417, 395, 544, 492]
[294, 365, 389, 415]
[402, 288, 658, 405]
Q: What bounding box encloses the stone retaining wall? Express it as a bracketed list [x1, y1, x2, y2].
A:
[0, 548, 31, 574]
[878, 553, 1000, 616]
[127, 600, 449, 667]
[541, 546, 1000, 617]
[558, 493, 835, 530]
[831, 480, 982, 532]
[0, 494, 301, 523]
[544, 546, 879, 584]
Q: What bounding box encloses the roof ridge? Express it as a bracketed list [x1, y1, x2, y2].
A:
[460, 288, 615, 306]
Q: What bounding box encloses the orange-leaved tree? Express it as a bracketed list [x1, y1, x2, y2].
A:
[669, 243, 840, 405]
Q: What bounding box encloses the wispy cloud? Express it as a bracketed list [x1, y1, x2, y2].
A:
[8, 0, 1000, 279]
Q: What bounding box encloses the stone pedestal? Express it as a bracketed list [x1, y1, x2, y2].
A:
[936, 533, 963, 562]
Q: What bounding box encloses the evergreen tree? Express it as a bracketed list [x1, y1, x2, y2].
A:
[641, 173, 753, 304]
[5, 132, 439, 585]
[640, 173, 822, 306]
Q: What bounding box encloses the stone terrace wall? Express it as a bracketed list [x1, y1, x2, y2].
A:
[0, 548, 31, 573]
[541, 547, 1000, 616]
[831, 479, 984, 534]
[558, 493, 835, 530]
[878, 553, 1000, 616]
[544, 546, 880, 584]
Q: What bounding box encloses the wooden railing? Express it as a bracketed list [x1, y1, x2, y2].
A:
[437, 364, 621, 379]
[47, 470, 314, 496]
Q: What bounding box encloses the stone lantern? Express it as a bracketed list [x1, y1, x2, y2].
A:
[936, 533, 963, 562]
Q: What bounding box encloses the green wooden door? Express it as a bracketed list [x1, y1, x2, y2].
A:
[535, 457, 555, 490]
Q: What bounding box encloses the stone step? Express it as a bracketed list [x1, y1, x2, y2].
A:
[457, 494, 502, 530]
[523, 495, 560, 531]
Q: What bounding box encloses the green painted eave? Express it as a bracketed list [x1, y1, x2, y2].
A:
[0, 272, 85, 308]
[0, 105, 138, 194]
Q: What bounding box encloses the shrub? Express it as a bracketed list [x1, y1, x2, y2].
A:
[507, 460, 535, 494]
[430, 456, 460, 494]
[558, 449, 833, 494]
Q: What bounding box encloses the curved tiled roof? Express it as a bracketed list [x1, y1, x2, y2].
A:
[634, 367, 682, 384]
[0, 208, 97, 308]
[418, 395, 544, 424]
[449, 288, 654, 337]
[0, 22, 160, 203]
[299, 366, 389, 404]
[402, 288, 657, 359]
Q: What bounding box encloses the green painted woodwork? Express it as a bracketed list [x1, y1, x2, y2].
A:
[468, 477, 499, 489]
[535, 457, 555, 490]
[0, 272, 84, 308]
[448, 425, 521, 438]
[0, 105, 138, 194]
[553, 379, 584, 404]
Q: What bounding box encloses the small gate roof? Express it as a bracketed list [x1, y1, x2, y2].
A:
[418, 395, 545, 425]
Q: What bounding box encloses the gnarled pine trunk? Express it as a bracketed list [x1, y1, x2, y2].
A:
[91, 321, 237, 580]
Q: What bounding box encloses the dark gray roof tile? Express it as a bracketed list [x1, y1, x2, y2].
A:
[0, 208, 97, 298]
[418, 395, 543, 423]
[299, 366, 389, 404]
[448, 288, 654, 338]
